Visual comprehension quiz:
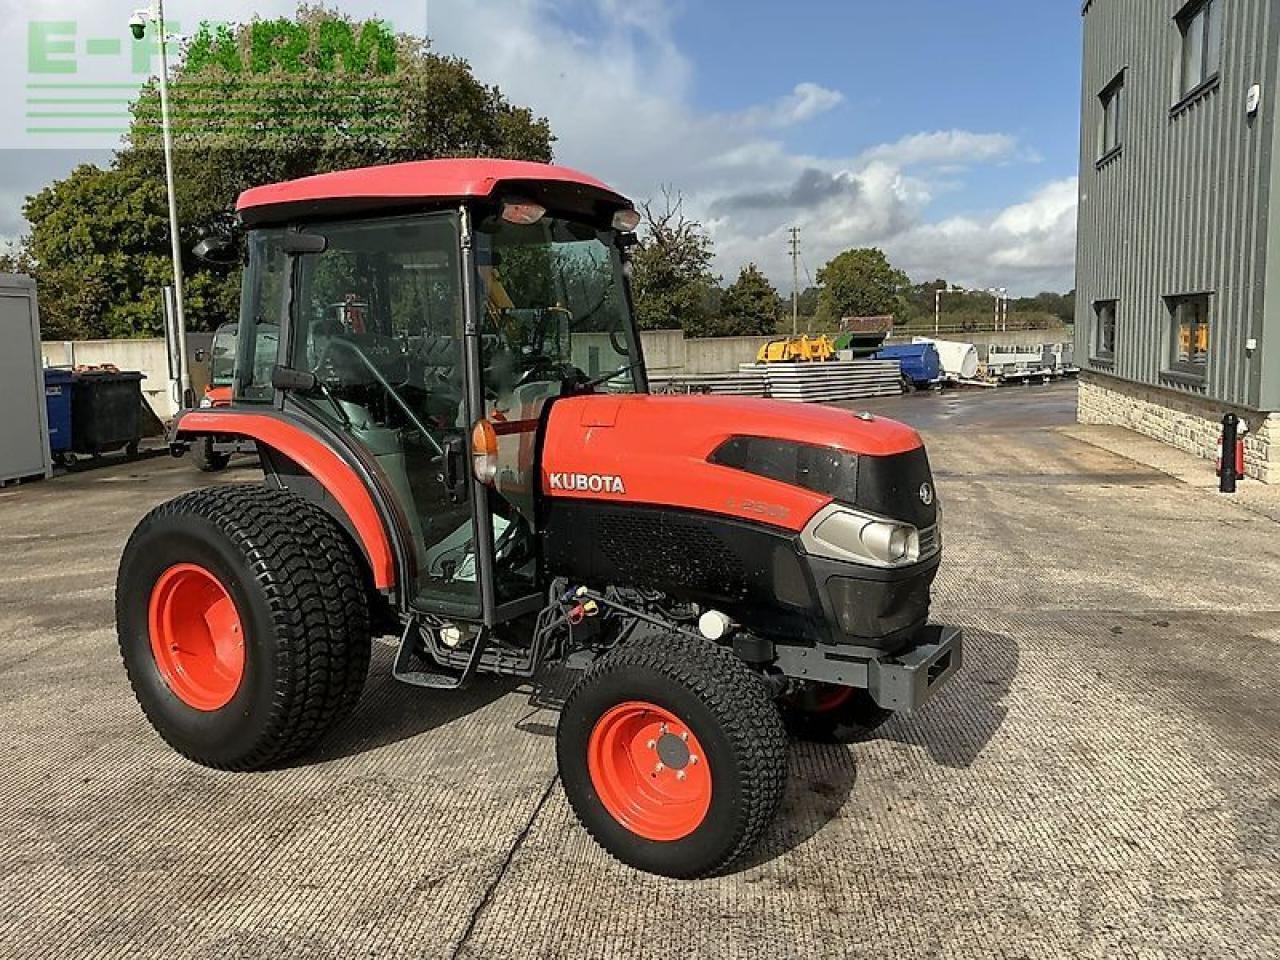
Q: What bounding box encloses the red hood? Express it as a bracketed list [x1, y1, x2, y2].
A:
[598, 395, 922, 457]
[539, 394, 923, 531]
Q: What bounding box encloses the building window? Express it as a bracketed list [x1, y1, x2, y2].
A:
[1165, 293, 1210, 380]
[1177, 0, 1223, 97]
[1092, 300, 1117, 361]
[1098, 74, 1124, 159]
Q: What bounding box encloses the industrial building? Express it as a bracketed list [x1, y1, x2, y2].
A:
[1075, 0, 1279, 482]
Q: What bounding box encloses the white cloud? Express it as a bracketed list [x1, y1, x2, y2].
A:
[428, 0, 1075, 293]
[734, 82, 845, 129]
[857, 130, 1019, 168]
[886, 178, 1080, 291]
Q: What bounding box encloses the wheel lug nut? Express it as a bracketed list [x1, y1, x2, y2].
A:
[655, 762, 665, 773]
[676, 770, 686, 781]
[689, 755, 699, 765]
[646, 739, 656, 749]
[680, 731, 688, 742]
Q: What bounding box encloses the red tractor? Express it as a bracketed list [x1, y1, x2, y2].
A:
[118, 159, 961, 878]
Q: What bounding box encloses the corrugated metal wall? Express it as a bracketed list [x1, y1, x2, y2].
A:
[1075, 0, 1279, 411]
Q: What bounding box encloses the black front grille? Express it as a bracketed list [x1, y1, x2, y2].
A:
[596, 512, 746, 598]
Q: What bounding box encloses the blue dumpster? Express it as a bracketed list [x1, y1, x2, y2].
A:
[44, 368, 75, 458]
[875, 343, 942, 387]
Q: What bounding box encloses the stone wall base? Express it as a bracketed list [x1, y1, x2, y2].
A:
[1077, 373, 1278, 484]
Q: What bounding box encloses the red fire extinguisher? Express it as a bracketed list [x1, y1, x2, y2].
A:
[1217, 415, 1246, 492]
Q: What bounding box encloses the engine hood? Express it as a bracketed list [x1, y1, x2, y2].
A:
[540, 394, 924, 532]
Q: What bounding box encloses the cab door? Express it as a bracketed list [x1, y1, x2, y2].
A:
[276, 213, 487, 621]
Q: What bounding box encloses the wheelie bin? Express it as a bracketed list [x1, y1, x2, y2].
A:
[70, 370, 145, 458]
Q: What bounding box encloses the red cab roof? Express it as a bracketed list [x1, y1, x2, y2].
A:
[236, 158, 630, 225]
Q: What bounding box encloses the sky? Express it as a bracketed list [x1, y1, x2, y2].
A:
[0, 0, 1083, 295]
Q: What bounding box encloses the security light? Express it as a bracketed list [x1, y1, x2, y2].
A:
[129, 12, 147, 40]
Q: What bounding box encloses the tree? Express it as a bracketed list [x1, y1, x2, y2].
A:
[716, 264, 780, 337]
[22, 6, 554, 339]
[629, 188, 718, 333]
[815, 248, 909, 325]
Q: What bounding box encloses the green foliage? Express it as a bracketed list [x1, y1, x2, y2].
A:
[714, 264, 780, 337]
[630, 190, 718, 334]
[893, 278, 1075, 332]
[1016, 290, 1075, 324]
[22, 5, 554, 340]
[815, 248, 909, 324]
[20, 165, 172, 340]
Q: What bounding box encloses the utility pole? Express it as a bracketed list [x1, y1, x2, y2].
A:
[788, 227, 801, 335]
[131, 0, 188, 409]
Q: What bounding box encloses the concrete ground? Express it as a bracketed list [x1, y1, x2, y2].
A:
[1, 380, 1277, 959]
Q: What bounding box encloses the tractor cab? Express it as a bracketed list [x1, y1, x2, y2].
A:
[183, 160, 645, 627]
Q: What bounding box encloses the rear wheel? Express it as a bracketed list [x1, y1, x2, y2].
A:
[781, 683, 893, 743]
[190, 435, 231, 472]
[557, 630, 787, 878]
[116, 485, 371, 769]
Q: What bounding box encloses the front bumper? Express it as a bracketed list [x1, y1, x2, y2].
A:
[772, 623, 963, 714]
[866, 624, 962, 712]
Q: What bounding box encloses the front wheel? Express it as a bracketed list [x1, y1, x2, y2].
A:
[557, 630, 788, 878]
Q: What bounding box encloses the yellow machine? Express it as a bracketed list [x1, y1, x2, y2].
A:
[756, 335, 838, 363]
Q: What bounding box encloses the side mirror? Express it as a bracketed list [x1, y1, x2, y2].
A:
[270, 365, 317, 393]
[192, 236, 239, 265]
[192, 212, 243, 265]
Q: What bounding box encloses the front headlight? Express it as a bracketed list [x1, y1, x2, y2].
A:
[802, 505, 922, 568]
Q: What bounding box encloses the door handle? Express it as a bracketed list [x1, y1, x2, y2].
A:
[441, 436, 467, 503]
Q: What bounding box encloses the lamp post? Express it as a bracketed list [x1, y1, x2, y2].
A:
[130, 0, 189, 409]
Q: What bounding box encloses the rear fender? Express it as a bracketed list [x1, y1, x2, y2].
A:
[175, 410, 398, 590]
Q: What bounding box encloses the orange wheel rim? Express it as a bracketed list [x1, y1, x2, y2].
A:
[586, 701, 712, 842]
[147, 563, 245, 711]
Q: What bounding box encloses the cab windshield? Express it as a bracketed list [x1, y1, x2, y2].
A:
[475, 215, 642, 403]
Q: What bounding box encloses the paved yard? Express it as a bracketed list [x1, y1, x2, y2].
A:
[1, 381, 1277, 959]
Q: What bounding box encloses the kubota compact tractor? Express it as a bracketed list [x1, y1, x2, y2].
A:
[117, 159, 962, 878]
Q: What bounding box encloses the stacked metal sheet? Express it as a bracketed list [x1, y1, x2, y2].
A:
[649, 370, 770, 396]
[744, 360, 904, 403]
[651, 361, 903, 402]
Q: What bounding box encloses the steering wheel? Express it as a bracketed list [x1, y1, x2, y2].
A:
[516, 356, 585, 389]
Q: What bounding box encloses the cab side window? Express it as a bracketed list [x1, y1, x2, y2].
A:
[235, 230, 287, 402]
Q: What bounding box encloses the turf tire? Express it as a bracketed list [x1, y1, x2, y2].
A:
[116, 485, 371, 770]
[557, 629, 788, 878]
